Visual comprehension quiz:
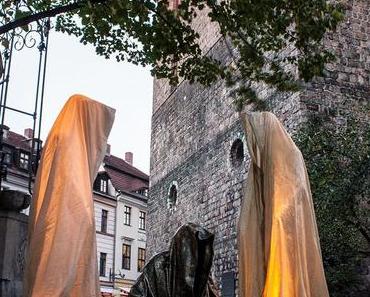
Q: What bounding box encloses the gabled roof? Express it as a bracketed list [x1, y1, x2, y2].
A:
[104, 155, 149, 180]
[103, 154, 149, 193]
[3, 131, 32, 151]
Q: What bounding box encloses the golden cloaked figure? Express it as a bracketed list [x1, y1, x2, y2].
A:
[23, 95, 115, 297]
[238, 112, 329, 297]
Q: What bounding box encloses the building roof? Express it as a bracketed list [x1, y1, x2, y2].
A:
[3, 130, 32, 151]
[2, 126, 149, 196]
[103, 155, 149, 193]
[104, 155, 149, 180]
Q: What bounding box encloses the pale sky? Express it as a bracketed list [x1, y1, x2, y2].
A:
[5, 31, 153, 174]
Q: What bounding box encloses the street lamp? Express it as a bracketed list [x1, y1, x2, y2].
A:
[109, 268, 125, 282]
[109, 268, 126, 297]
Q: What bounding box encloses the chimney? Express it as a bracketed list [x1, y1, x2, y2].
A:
[0, 125, 9, 139]
[24, 128, 34, 139]
[106, 143, 111, 156]
[125, 152, 133, 165]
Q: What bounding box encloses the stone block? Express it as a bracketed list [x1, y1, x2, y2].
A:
[0, 210, 28, 297]
[148, 0, 370, 295]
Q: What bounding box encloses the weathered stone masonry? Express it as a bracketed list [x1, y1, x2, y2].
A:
[148, 0, 370, 295]
[148, 38, 303, 294]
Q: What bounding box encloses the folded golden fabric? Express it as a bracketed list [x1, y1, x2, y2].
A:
[238, 112, 329, 297]
[23, 95, 115, 297]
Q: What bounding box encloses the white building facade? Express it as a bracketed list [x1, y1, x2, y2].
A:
[0, 126, 39, 215]
[93, 171, 117, 295]
[0, 126, 149, 297]
[114, 191, 147, 293]
[95, 151, 149, 297]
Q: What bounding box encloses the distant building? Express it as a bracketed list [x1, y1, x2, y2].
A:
[0, 126, 39, 205]
[95, 149, 149, 296]
[114, 193, 147, 293]
[0, 126, 149, 297]
[93, 168, 117, 295]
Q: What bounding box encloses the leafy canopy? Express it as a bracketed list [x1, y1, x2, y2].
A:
[0, 0, 344, 108]
[295, 108, 370, 296]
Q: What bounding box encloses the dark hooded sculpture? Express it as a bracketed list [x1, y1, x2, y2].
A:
[129, 223, 219, 297]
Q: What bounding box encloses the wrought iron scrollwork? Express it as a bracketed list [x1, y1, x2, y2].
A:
[13, 18, 51, 51]
[1, 1, 51, 52]
[0, 0, 51, 194]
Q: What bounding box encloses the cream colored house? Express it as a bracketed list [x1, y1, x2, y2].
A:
[93, 150, 149, 296]
[114, 191, 147, 294]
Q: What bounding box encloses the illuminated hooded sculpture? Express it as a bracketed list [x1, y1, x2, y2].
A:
[129, 223, 219, 297]
[238, 112, 329, 297]
[23, 95, 115, 297]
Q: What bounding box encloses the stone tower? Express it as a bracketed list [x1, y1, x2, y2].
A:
[148, 1, 370, 295]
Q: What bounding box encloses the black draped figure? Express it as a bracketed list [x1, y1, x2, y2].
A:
[129, 223, 219, 297]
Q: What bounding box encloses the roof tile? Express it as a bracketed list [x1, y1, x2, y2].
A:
[4, 131, 32, 151]
[103, 155, 149, 193]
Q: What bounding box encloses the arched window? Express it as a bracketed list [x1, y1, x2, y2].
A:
[167, 182, 178, 209]
[230, 138, 244, 167]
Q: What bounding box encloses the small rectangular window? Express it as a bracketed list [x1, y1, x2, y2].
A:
[4, 152, 12, 165]
[122, 244, 131, 270]
[99, 252, 107, 277]
[124, 206, 131, 226]
[136, 188, 148, 196]
[3, 147, 12, 165]
[138, 248, 146, 272]
[100, 179, 108, 193]
[101, 209, 108, 233]
[19, 152, 29, 170]
[139, 211, 146, 230]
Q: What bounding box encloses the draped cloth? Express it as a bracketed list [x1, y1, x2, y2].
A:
[238, 112, 329, 297]
[23, 95, 115, 297]
[129, 223, 219, 297]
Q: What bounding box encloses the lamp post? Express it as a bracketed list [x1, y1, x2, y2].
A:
[109, 268, 126, 297]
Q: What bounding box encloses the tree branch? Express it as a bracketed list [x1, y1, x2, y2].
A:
[0, 0, 108, 35]
[359, 250, 370, 257]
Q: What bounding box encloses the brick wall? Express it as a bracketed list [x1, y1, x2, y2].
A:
[148, 0, 370, 295]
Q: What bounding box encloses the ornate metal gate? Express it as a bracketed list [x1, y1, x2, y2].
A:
[0, 0, 51, 193]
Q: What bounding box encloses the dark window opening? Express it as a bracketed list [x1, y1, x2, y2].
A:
[100, 179, 107, 193]
[2, 147, 12, 166]
[19, 152, 29, 170]
[100, 253, 107, 277]
[221, 271, 235, 297]
[168, 184, 177, 209]
[136, 188, 148, 197]
[230, 139, 244, 167]
[122, 244, 131, 270]
[138, 248, 146, 272]
[101, 209, 108, 233]
[93, 175, 109, 194]
[124, 206, 131, 226]
[139, 211, 146, 230]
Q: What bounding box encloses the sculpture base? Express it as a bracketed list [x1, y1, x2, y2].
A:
[0, 209, 28, 297]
